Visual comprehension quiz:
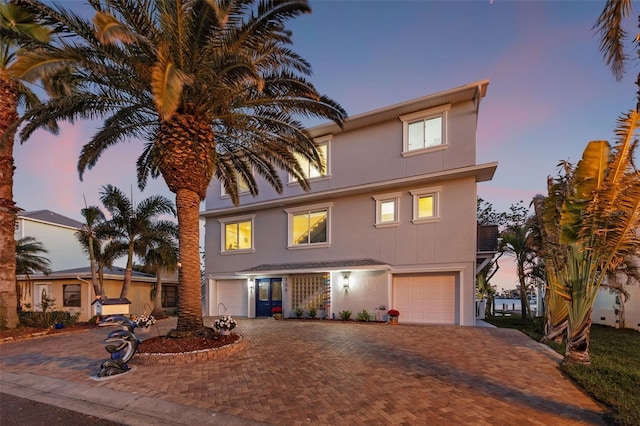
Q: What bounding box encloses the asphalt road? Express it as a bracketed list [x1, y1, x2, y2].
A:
[0, 393, 124, 426]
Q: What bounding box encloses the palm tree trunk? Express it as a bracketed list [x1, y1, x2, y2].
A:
[119, 242, 135, 298]
[564, 310, 592, 365]
[87, 237, 102, 298]
[151, 265, 168, 319]
[517, 261, 530, 325]
[0, 74, 20, 329]
[175, 188, 204, 333]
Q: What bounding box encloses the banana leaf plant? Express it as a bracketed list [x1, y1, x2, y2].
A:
[544, 111, 639, 365]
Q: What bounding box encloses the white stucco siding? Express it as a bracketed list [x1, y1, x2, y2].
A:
[330, 270, 389, 318]
[18, 220, 86, 271]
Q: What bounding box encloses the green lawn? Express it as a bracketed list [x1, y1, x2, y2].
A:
[485, 316, 640, 426]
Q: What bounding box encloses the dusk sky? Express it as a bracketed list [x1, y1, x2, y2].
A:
[13, 1, 636, 290]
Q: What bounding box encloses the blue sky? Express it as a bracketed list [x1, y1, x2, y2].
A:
[13, 1, 636, 290]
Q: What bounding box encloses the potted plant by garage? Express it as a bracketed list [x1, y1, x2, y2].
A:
[388, 309, 400, 325]
[213, 315, 237, 335]
[271, 306, 283, 320]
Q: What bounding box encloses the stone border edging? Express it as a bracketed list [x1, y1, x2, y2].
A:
[132, 334, 247, 366]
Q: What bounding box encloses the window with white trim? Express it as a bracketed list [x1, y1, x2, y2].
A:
[289, 136, 331, 183]
[218, 215, 255, 253]
[373, 192, 401, 227]
[411, 187, 441, 223]
[400, 105, 449, 155]
[221, 172, 250, 197]
[63, 284, 81, 307]
[286, 203, 332, 248]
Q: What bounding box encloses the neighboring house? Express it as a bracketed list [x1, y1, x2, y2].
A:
[201, 80, 497, 326]
[15, 210, 85, 271]
[16, 266, 179, 322]
[591, 253, 640, 331]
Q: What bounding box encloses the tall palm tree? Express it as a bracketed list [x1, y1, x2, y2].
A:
[76, 205, 123, 298]
[0, 1, 51, 329]
[545, 111, 640, 365]
[501, 222, 536, 323]
[139, 220, 178, 320]
[76, 205, 107, 298]
[15, 235, 51, 309]
[12, 0, 346, 334]
[98, 184, 175, 299]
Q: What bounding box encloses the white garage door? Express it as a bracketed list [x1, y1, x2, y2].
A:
[217, 280, 248, 317]
[393, 274, 456, 324]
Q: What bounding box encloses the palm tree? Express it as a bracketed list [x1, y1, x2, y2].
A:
[76, 205, 107, 298]
[593, 0, 638, 109]
[545, 111, 640, 365]
[0, 2, 51, 329]
[98, 184, 175, 299]
[12, 0, 346, 334]
[499, 202, 537, 324]
[76, 205, 123, 298]
[139, 221, 179, 320]
[15, 235, 51, 310]
[15, 235, 51, 275]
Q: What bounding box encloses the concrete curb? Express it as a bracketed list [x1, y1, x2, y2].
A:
[0, 372, 264, 426]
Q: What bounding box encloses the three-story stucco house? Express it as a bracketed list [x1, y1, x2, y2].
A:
[201, 80, 497, 326]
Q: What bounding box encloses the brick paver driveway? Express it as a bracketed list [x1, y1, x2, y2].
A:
[0, 318, 605, 425]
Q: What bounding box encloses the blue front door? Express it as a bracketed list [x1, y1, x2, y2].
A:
[256, 278, 282, 317]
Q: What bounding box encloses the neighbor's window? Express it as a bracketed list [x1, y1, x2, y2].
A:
[219, 215, 255, 253]
[63, 284, 81, 307]
[289, 137, 331, 183]
[373, 193, 401, 227]
[411, 187, 441, 223]
[286, 203, 332, 248]
[400, 105, 449, 155]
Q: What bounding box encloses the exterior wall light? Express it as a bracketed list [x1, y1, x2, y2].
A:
[342, 272, 350, 294]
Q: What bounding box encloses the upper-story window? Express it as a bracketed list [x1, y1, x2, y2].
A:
[373, 192, 401, 228]
[218, 214, 255, 253]
[411, 187, 441, 224]
[400, 105, 450, 156]
[285, 203, 332, 248]
[289, 136, 331, 183]
[221, 172, 250, 198]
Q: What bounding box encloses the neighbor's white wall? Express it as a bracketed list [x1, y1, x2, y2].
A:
[17, 219, 85, 271]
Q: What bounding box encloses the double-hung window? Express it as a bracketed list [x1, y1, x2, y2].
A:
[221, 172, 250, 198]
[373, 192, 401, 227]
[411, 187, 441, 224]
[286, 203, 332, 248]
[400, 105, 449, 156]
[219, 215, 255, 253]
[289, 136, 331, 183]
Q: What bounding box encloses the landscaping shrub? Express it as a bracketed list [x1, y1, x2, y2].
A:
[339, 310, 352, 321]
[356, 309, 370, 322]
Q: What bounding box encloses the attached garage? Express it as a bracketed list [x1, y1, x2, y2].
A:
[215, 279, 248, 317]
[392, 273, 458, 324]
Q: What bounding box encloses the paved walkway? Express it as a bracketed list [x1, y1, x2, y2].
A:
[0, 318, 606, 425]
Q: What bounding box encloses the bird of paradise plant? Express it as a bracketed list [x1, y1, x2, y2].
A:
[544, 111, 640, 365]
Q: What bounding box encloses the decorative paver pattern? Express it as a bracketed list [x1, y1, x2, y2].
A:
[0, 318, 605, 425]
